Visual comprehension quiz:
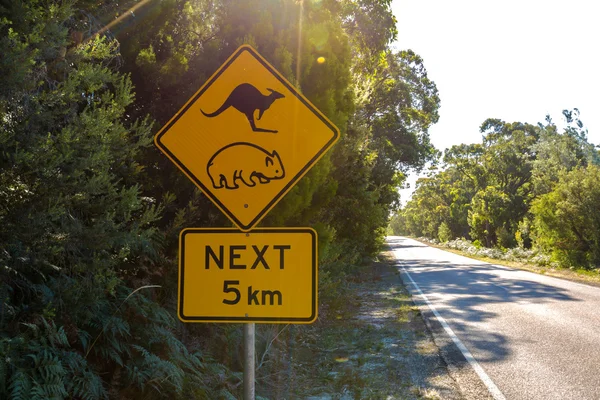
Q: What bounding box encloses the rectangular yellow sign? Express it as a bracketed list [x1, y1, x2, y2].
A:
[178, 228, 317, 323]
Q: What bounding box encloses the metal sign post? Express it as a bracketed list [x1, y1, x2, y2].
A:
[244, 323, 255, 400]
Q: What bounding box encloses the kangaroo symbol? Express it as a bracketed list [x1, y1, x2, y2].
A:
[201, 83, 285, 133]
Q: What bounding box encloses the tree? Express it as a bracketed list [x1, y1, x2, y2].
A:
[401, 108, 599, 256]
[330, 47, 440, 252]
[468, 186, 511, 247]
[532, 110, 599, 196]
[0, 1, 231, 398]
[401, 119, 537, 245]
[532, 165, 600, 269]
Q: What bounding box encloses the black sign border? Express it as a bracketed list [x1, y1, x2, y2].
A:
[155, 45, 340, 231]
[178, 228, 317, 323]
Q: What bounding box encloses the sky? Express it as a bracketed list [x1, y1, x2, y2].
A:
[390, 0, 600, 202]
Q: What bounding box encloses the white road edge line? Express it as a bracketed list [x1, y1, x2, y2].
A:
[400, 265, 507, 400]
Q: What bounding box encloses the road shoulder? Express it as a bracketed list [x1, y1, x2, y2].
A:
[287, 249, 464, 399]
[412, 237, 600, 288]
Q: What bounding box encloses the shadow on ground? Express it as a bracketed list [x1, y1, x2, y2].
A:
[386, 237, 579, 364]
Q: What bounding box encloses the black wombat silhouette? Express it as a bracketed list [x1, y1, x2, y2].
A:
[207, 142, 285, 189]
[201, 83, 285, 133]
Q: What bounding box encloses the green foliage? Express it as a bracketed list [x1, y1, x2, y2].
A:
[400, 172, 453, 239]
[402, 110, 598, 265]
[437, 222, 452, 243]
[0, 1, 235, 398]
[2, 318, 106, 400]
[516, 218, 532, 249]
[329, 47, 440, 258]
[469, 186, 512, 247]
[532, 166, 600, 269]
[423, 237, 552, 266]
[1, 0, 440, 398]
[495, 226, 514, 249]
[531, 111, 599, 197]
[340, 0, 398, 71]
[389, 211, 407, 236]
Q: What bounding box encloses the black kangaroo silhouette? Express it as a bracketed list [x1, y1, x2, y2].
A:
[201, 83, 285, 133]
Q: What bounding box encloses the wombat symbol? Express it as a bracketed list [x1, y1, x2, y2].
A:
[207, 142, 285, 189]
[201, 83, 284, 133]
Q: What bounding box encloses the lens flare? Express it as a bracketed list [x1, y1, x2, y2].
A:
[317, 56, 325, 64]
[87, 0, 152, 42]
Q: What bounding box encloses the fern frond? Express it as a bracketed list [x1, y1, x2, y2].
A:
[78, 329, 92, 352]
[62, 351, 108, 400]
[8, 369, 31, 400]
[217, 388, 238, 400]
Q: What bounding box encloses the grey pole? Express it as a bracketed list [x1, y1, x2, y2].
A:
[243, 323, 255, 400]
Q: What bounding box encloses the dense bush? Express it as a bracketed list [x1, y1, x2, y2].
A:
[1, 0, 437, 398]
[0, 1, 235, 398]
[532, 166, 600, 269]
[437, 222, 453, 243]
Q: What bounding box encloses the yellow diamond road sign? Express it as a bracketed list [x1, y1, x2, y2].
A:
[178, 228, 317, 323]
[155, 45, 340, 230]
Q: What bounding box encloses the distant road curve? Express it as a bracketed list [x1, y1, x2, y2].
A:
[387, 236, 600, 400]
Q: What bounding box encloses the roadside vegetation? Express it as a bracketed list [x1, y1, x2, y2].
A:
[0, 1, 440, 399]
[391, 111, 600, 274]
[414, 237, 600, 287]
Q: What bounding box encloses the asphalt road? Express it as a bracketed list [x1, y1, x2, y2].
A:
[387, 236, 600, 400]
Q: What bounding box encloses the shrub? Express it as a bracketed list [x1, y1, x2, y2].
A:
[496, 226, 515, 249]
[532, 166, 600, 269]
[437, 222, 453, 243]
